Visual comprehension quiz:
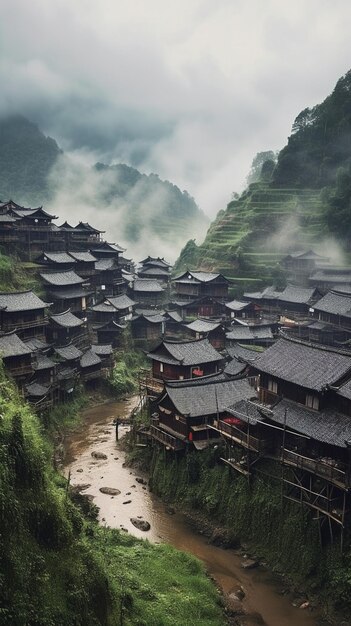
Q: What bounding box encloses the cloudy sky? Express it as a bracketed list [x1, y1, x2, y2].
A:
[1, 0, 351, 217]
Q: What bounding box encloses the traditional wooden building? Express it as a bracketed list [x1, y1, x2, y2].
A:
[36, 251, 75, 272]
[94, 258, 125, 297]
[79, 349, 103, 382]
[309, 268, 351, 293]
[150, 373, 254, 451]
[0, 291, 50, 341]
[0, 332, 33, 387]
[226, 324, 274, 347]
[7, 204, 58, 260]
[280, 250, 328, 285]
[91, 344, 114, 370]
[131, 313, 165, 343]
[312, 290, 351, 331]
[47, 309, 89, 349]
[172, 271, 229, 301]
[90, 241, 125, 260]
[225, 299, 261, 320]
[68, 251, 97, 279]
[164, 310, 184, 338]
[184, 318, 226, 349]
[40, 270, 92, 315]
[147, 338, 223, 381]
[94, 319, 125, 347]
[169, 296, 225, 320]
[90, 294, 135, 325]
[130, 278, 165, 307]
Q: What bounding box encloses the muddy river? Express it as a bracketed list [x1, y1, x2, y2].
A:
[63, 398, 323, 626]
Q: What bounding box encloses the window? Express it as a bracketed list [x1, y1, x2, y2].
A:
[306, 394, 319, 410]
[267, 378, 278, 394]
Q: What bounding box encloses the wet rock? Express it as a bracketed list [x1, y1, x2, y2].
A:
[76, 468, 83, 473]
[241, 558, 259, 570]
[91, 451, 107, 460]
[114, 457, 119, 460]
[225, 592, 244, 615]
[99, 487, 121, 496]
[136, 477, 147, 485]
[300, 601, 310, 609]
[142, 487, 146, 490]
[130, 517, 150, 532]
[73, 483, 91, 492]
[126, 492, 131, 495]
[131, 485, 136, 488]
[123, 500, 132, 505]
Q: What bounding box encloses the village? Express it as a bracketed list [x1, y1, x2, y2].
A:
[1, 198, 351, 549]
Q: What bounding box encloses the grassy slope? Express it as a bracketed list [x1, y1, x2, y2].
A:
[0, 362, 224, 625]
[174, 183, 326, 292]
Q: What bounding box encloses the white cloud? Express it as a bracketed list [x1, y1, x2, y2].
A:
[0, 0, 351, 219]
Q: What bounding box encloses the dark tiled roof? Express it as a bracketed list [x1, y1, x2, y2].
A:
[137, 314, 165, 324]
[162, 376, 253, 417]
[244, 286, 281, 300]
[254, 336, 351, 391]
[91, 344, 113, 356]
[68, 251, 97, 262]
[23, 337, 49, 352]
[47, 287, 91, 300]
[173, 270, 227, 283]
[107, 294, 136, 309]
[33, 354, 56, 371]
[133, 278, 164, 292]
[138, 267, 169, 277]
[225, 300, 253, 311]
[313, 290, 351, 318]
[224, 358, 247, 376]
[271, 398, 351, 448]
[0, 333, 32, 357]
[0, 290, 49, 312]
[135, 308, 166, 317]
[140, 256, 171, 268]
[40, 252, 74, 264]
[310, 269, 351, 284]
[227, 345, 264, 362]
[278, 285, 318, 305]
[80, 349, 101, 368]
[50, 309, 84, 328]
[226, 326, 273, 341]
[95, 258, 116, 271]
[166, 310, 183, 323]
[55, 345, 83, 360]
[40, 270, 84, 286]
[148, 338, 223, 366]
[337, 378, 351, 401]
[26, 382, 51, 397]
[228, 399, 265, 425]
[186, 319, 222, 333]
[91, 242, 125, 253]
[76, 221, 104, 233]
[0, 214, 18, 222]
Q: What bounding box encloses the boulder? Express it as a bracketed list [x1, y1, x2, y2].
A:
[241, 559, 259, 570]
[91, 451, 107, 460]
[136, 477, 147, 485]
[130, 517, 151, 532]
[99, 487, 121, 496]
[123, 500, 132, 505]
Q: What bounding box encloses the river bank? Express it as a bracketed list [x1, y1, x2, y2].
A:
[63, 398, 328, 626]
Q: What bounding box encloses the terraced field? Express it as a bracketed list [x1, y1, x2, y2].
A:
[174, 183, 326, 292]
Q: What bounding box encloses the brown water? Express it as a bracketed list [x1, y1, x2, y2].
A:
[63, 399, 322, 626]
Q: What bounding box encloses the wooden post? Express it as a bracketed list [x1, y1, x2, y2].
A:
[115, 419, 119, 441]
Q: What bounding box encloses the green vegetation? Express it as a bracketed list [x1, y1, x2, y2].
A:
[0, 251, 42, 292]
[0, 115, 60, 205]
[109, 330, 148, 397]
[150, 448, 351, 616]
[0, 361, 226, 625]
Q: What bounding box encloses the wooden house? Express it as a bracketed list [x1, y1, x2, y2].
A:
[169, 296, 225, 320]
[184, 318, 226, 349]
[130, 278, 165, 307]
[91, 344, 114, 370]
[225, 299, 261, 321]
[68, 251, 97, 279]
[8, 205, 58, 260]
[90, 241, 125, 260]
[40, 270, 92, 315]
[94, 258, 125, 297]
[79, 349, 103, 383]
[131, 312, 165, 343]
[95, 319, 125, 348]
[47, 309, 89, 349]
[25, 381, 53, 412]
[90, 294, 136, 325]
[147, 338, 223, 381]
[172, 271, 229, 301]
[164, 310, 185, 339]
[0, 332, 33, 387]
[280, 250, 328, 286]
[309, 268, 351, 293]
[277, 285, 320, 318]
[226, 324, 274, 347]
[150, 373, 254, 451]
[36, 251, 75, 272]
[312, 290, 351, 332]
[68, 222, 105, 249]
[0, 291, 50, 341]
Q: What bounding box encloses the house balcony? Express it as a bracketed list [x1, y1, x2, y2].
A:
[7, 364, 33, 377]
[281, 447, 350, 491]
[139, 372, 164, 396]
[150, 424, 185, 451]
[212, 419, 270, 454]
[3, 316, 49, 332]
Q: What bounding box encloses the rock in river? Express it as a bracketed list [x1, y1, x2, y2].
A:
[99, 487, 121, 496]
[91, 451, 108, 460]
[130, 518, 151, 532]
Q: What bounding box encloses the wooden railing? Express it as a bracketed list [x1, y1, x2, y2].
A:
[8, 364, 33, 376]
[213, 420, 270, 454]
[3, 316, 49, 331]
[281, 448, 350, 490]
[150, 425, 185, 451]
[139, 374, 164, 395]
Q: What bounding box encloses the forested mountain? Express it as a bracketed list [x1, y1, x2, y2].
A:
[0, 116, 208, 255]
[174, 70, 351, 284]
[0, 115, 61, 204]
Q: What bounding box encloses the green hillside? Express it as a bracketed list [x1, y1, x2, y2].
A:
[175, 70, 351, 286]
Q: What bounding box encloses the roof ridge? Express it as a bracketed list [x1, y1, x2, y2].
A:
[279, 329, 351, 357]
